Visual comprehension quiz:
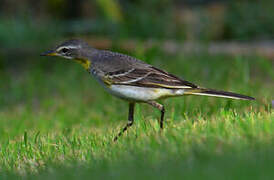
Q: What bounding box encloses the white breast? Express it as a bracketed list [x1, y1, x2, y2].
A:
[108, 85, 184, 101]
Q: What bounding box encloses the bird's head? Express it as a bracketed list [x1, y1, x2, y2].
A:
[41, 39, 95, 69]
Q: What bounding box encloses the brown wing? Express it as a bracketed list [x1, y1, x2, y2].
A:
[105, 66, 198, 89]
[92, 50, 198, 89]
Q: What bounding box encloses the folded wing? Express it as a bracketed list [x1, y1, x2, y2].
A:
[105, 66, 198, 89]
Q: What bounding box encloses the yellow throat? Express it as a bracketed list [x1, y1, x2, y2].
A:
[75, 59, 91, 70]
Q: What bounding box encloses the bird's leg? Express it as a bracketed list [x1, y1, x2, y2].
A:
[147, 101, 165, 129]
[114, 103, 135, 141]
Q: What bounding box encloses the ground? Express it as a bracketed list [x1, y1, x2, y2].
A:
[0, 48, 273, 179]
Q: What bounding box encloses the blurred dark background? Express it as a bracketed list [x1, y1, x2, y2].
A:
[0, 0, 272, 106]
[1, 0, 274, 51]
[0, 1, 273, 177]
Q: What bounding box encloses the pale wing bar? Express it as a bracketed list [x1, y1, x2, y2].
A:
[106, 67, 198, 89]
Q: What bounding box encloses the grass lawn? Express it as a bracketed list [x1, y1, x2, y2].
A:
[0, 47, 273, 179]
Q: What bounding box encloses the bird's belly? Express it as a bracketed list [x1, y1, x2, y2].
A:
[108, 85, 184, 102]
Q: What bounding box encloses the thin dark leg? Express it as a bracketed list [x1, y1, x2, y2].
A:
[147, 101, 165, 129]
[114, 103, 135, 141]
[160, 106, 165, 129]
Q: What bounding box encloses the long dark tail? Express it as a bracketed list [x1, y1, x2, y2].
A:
[184, 88, 255, 100]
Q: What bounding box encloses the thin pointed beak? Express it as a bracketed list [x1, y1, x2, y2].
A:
[40, 50, 57, 56]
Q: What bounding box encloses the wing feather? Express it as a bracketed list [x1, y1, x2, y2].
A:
[93, 51, 198, 89]
[106, 66, 198, 89]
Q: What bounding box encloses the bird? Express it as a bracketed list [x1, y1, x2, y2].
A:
[41, 39, 255, 141]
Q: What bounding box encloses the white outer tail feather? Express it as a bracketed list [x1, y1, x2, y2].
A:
[184, 89, 255, 101]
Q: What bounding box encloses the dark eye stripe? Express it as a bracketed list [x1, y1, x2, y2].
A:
[61, 48, 69, 53]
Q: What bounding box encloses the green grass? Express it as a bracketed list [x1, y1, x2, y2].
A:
[0, 47, 273, 179]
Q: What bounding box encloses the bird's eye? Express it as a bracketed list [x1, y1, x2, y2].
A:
[61, 48, 69, 53]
